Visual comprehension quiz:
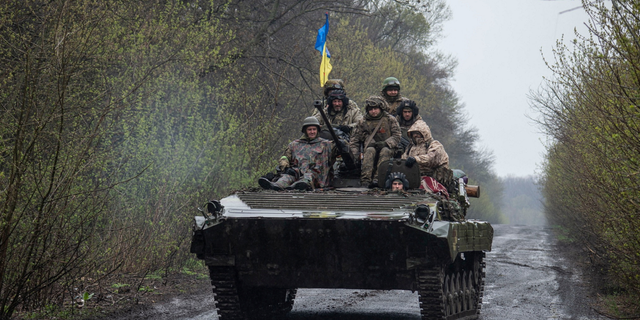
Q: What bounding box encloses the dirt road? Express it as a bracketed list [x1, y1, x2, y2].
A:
[111, 224, 604, 320]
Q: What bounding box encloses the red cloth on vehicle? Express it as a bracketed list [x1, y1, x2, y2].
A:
[419, 176, 449, 199]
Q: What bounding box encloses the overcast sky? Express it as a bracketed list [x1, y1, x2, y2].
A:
[438, 0, 591, 178]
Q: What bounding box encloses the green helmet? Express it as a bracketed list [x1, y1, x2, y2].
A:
[301, 116, 321, 133]
[323, 79, 345, 97]
[382, 77, 400, 91]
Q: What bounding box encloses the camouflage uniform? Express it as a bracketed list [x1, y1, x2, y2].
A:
[382, 93, 410, 117]
[349, 97, 402, 185]
[395, 100, 424, 139]
[381, 77, 410, 116]
[319, 80, 360, 124]
[274, 133, 336, 189]
[312, 100, 363, 132]
[401, 120, 451, 186]
[395, 99, 424, 155]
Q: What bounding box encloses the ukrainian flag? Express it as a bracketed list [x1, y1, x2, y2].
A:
[315, 13, 332, 87]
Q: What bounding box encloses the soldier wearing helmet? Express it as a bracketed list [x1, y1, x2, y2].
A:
[349, 96, 401, 187]
[312, 89, 363, 136]
[381, 77, 410, 116]
[385, 172, 409, 192]
[259, 117, 337, 191]
[319, 79, 359, 112]
[395, 99, 424, 155]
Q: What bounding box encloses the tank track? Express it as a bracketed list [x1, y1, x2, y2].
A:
[417, 252, 486, 320]
[209, 266, 245, 320]
[208, 266, 297, 320]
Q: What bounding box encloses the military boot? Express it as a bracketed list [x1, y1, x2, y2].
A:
[291, 180, 311, 191]
[258, 177, 283, 191]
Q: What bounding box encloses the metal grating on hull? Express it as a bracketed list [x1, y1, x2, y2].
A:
[237, 192, 430, 211]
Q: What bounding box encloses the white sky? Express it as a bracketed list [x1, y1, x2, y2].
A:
[438, 0, 591, 177]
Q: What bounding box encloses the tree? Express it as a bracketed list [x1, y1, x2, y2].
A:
[531, 0, 640, 305]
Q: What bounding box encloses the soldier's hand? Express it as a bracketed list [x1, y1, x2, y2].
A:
[337, 125, 351, 134]
[405, 157, 416, 168]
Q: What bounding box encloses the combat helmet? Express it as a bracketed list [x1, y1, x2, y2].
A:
[396, 99, 419, 120]
[385, 172, 410, 190]
[382, 77, 401, 91]
[327, 89, 349, 113]
[301, 116, 321, 133]
[324, 79, 345, 97]
[364, 96, 387, 111]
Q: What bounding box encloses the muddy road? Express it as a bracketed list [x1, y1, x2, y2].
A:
[113, 225, 604, 320]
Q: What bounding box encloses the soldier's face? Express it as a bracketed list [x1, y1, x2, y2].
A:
[386, 88, 399, 97]
[332, 99, 343, 112]
[306, 126, 318, 139]
[402, 109, 413, 121]
[368, 107, 381, 117]
[392, 181, 404, 191]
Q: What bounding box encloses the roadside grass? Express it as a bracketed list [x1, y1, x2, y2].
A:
[13, 264, 212, 320]
[596, 291, 640, 319]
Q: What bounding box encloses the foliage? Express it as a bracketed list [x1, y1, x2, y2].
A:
[531, 0, 640, 309]
[0, 0, 504, 317]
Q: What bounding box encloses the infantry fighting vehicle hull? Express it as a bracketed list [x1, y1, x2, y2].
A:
[190, 177, 493, 320]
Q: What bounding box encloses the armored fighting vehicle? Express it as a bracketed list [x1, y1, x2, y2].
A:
[189, 105, 493, 320]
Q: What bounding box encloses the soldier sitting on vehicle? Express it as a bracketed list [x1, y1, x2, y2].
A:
[401, 120, 452, 188]
[349, 96, 401, 188]
[259, 117, 336, 191]
[312, 89, 363, 138]
[395, 99, 423, 155]
[380, 77, 410, 116]
[319, 79, 359, 112]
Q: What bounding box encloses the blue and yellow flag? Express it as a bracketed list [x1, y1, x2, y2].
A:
[315, 13, 332, 87]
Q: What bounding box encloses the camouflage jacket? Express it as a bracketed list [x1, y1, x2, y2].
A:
[380, 92, 410, 116]
[349, 112, 401, 156]
[401, 120, 449, 176]
[312, 100, 363, 130]
[397, 114, 424, 139]
[283, 135, 336, 188]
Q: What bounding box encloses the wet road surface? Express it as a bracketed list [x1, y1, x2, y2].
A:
[116, 225, 605, 319]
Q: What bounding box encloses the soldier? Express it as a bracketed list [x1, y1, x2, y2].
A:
[312, 89, 363, 136]
[395, 99, 424, 154]
[401, 120, 452, 187]
[385, 172, 409, 192]
[349, 96, 401, 187]
[259, 117, 336, 191]
[320, 79, 359, 110]
[380, 77, 410, 116]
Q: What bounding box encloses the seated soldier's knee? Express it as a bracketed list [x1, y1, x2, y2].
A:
[364, 147, 377, 157]
[379, 147, 394, 158]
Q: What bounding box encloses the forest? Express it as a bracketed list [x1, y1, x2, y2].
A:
[532, 0, 640, 314]
[0, 0, 506, 318]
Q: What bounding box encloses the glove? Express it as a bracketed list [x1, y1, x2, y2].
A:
[374, 141, 387, 151]
[399, 137, 410, 149]
[337, 125, 351, 134]
[278, 156, 289, 170]
[366, 141, 377, 149]
[405, 157, 416, 168]
[285, 167, 297, 177]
